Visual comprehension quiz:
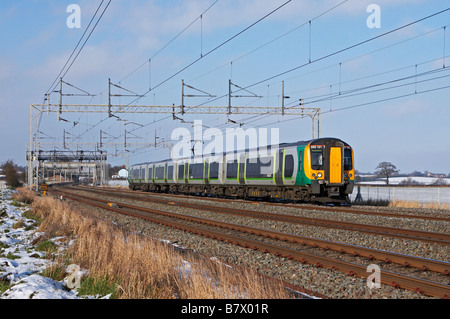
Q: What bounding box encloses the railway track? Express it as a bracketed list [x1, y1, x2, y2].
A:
[50, 186, 450, 298]
[82, 185, 450, 223]
[67, 186, 450, 246]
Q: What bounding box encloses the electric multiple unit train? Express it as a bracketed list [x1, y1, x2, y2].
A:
[128, 137, 355, 204]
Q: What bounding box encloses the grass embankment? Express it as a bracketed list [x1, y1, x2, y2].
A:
[12, 187, 290, 299]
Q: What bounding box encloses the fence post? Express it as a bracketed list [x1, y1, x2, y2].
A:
[438, 188, 440, 207]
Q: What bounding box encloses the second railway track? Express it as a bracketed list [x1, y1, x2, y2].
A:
[50, 185, 450, 298]
[65, 185, 450, 245]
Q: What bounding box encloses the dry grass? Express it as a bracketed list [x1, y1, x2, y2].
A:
[389, 200, 449, 210]
[16, 188, 291, 299]
[11, 187, 36, 205]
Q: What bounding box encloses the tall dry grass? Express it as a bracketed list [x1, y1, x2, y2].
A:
[389, 200, 449, 210]
[17, 188, 290, 299]
[11, 187, 36, 205]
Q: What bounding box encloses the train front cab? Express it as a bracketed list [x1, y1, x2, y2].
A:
[304, 138, 354, 203]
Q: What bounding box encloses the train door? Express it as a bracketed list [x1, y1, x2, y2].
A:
[204, 159, 210, 184]
[329, 147, 342, 184]
[164, 163, 168, 183]
[274, 149, 284, 185]
[238, 154, 245, 185]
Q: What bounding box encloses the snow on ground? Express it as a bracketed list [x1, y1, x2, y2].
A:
[359, 176, 450, 185]
[106, 179, 129, 187]
[352, 177, 450, 205]
[0, 189, 82, 299]
[0, 188, 316, 299]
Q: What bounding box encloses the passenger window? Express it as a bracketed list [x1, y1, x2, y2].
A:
[167, 166, 174, 179]
[226, 160, 238, 179]
[210, 162, 219, 179]
[246, 157, 273, 178]
[284, 155, 294, 178]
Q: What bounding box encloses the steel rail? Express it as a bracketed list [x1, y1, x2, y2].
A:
[67, 186, 450, 245]
[87, 185, 450, 222]
[55, 188, 450, 275]
[51, 189, 450, 298]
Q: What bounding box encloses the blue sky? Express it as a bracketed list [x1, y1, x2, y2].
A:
[0, 0, 449, 174]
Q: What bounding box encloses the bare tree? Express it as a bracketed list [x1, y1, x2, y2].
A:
[375, 162, 399, 185]
[1, 160, 22, 188]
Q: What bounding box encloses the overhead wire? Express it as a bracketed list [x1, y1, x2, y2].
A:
[73, 0, 223, 146]
[105, 0, 295, 147]
[123, 5, 450, 162]
[125, 0, 293, 107]
[190, 7, 450, 110]
[124, 0, 349, 142]
[174, 7, 450, 132]
[44, 0, 110, 97]
[53, 4, 450, 161]
[119, 0, 220, 84]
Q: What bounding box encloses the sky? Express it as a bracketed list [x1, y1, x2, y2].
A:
[0, 0, 449, 175]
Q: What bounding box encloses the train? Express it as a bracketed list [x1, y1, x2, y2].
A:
[128, 137, 355, 204]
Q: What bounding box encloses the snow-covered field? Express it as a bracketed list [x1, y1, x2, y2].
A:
[0, 189, 92, 299]
[349, 176, 450, 205]
[360, 176, 450, 186]
[350, 185, 450, 205]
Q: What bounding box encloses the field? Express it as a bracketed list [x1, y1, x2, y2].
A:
[350, 185, 450, 208]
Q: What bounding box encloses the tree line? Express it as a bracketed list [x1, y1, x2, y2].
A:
[357, 162, 448, 185]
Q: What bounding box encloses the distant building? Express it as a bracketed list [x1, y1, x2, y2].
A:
[426, 172, 446, 178]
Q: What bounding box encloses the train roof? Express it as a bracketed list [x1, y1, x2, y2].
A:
[129, 137, 350, 167]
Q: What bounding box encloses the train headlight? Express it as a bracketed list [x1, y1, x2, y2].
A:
[317, 172, 323, 178]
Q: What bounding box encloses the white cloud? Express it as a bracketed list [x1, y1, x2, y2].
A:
[384, 98, 431, 117]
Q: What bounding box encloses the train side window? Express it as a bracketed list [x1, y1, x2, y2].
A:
[155, 166, 165, 179]
[226, 160, 238, 179]
[149, 167, 153, 180]
[284, 155, 294, 178]
[246, 156, 273, 178]
[167, 165, 174, 179]
[210, 162, 219, 179]
[189, 163, 204, 179]
[178, 164, 185, 180]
